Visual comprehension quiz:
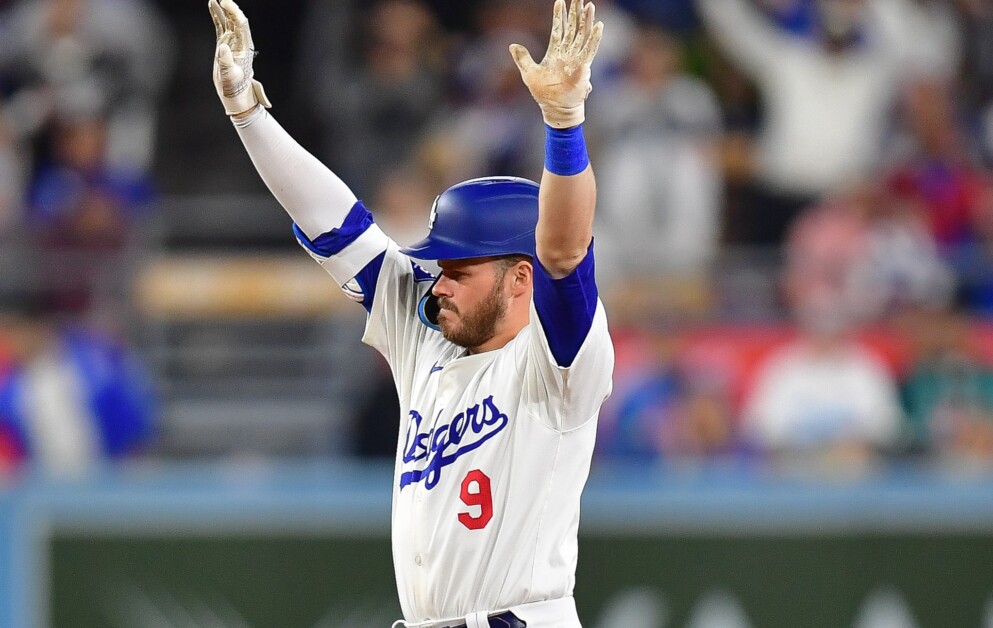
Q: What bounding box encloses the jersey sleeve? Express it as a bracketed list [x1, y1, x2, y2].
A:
[294, 201, 392, 311]
[524, 244, 614, 432]
[294, 201, 438, 370]
[360, 241, 439, 370]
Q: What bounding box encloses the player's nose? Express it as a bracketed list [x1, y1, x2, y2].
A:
[432, 275, 453, 298]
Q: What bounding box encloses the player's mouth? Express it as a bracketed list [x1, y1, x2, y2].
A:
[438, 298, 459, 315]
[437, 309, 456, 327]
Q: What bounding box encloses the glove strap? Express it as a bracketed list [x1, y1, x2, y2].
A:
[252, 80, 272, 109]
[223, 79, 271, 116]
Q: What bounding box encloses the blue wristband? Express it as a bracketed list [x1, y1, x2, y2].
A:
[544, 124, 590, 176]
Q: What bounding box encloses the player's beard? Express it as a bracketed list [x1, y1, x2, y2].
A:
[437, 279, 507, 349]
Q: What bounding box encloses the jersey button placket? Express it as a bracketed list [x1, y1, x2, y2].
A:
[411, 407, 433, 577]
[412, 484, 425, 567]
[411, 485, 422, 567]
[408, 481, 426, 610]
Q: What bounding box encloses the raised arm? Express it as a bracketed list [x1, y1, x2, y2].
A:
[696, 0, 786, 79]
[209, 0, 356, 240]
[511, 0, 603, 279]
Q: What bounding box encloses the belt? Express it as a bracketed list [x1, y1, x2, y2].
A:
[452, 611, 526, 628]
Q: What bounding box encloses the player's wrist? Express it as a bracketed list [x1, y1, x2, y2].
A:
[230, 103, 266, 127]
[223, 95, 257, 117]
[544, 123, 589, 176]
[221, 79, 271, 116]
[540, 103, 585, 130]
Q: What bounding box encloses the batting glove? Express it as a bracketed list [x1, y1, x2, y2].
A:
[209, 0, 271, 116]
[510, 0, 604, 129]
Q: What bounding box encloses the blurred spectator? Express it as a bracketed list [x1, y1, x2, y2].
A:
[885, 80, 984, 247]
[900, 308, 993, 463]
[28, 114, 153, 249]
[370, 165, 433, 248]
[598, 281, 731, 464]
[614, 0, 699, 32]
[960, 0, 993, 163]
[758, 0, 963, 80]
[741, 202, 904, 467]
[25, 113, 154, 313]
[419, 0, 476, 32]
[758, 0, 821, 35]
[697, 0, 905, 243]
[852, 183, 956, 319]
[304, 0, 446, 196]
[874, 0, 963, 81]
[0, 294, 156, 476]
[0, 328, 14, 472]
[0, 111, 25, 237]
[0, 0, 175, 170]
[597, 325, 736, 462]
[783, 185, 953, 323]
[419, 1, 546, 185]
[294, 0, 365, 109]
[591, 24, 723, 281]
[368, 162, 439, 275]
[952, 180, 993, 315]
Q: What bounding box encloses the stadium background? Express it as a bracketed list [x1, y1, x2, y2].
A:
[2, 0, 993, 626]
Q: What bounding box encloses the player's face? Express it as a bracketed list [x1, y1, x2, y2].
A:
[432, 257, 510, 349]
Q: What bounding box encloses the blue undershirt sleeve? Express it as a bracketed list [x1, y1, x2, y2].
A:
[532, 243, 598, 368]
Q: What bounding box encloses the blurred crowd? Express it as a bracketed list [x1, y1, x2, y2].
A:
[3, 0, 993, 474]
[0, 0, 169, 473]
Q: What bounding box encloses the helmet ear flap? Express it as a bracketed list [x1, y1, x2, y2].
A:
[418, 279, 442, 331]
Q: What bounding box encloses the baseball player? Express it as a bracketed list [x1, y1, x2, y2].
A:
[209, 0, 612, 626]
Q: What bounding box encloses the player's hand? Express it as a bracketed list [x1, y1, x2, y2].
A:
[509, 0, 604, 129]
[209, 0, 272, 116]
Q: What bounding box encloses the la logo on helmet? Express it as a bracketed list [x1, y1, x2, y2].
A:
[428, 196, 440, 231]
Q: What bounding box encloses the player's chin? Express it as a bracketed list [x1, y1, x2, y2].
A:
[436, 310, 454, 331]
[437, 323, 458, 346]
[437, 313, 467, 344]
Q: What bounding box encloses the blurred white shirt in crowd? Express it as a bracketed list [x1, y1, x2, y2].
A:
[743, 340, 903, 450]
[591, 26, 723, 279]
[697, 0, 961, 197]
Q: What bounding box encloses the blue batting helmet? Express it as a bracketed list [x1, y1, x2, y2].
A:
[400, 176, 539, 261]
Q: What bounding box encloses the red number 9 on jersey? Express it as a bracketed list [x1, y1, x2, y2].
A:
[458, 469, 493, 530]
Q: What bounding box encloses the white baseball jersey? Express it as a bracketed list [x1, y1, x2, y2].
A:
[296, 202, 614, 626]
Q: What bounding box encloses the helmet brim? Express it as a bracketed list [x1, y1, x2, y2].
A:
[400, 232, 535, 261]
[400, 234, 484, 261]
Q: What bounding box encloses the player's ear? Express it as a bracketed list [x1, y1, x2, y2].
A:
[511, 260, 532, 296]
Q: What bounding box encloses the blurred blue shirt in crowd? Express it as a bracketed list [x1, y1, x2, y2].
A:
[0, 326, 156, 474]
